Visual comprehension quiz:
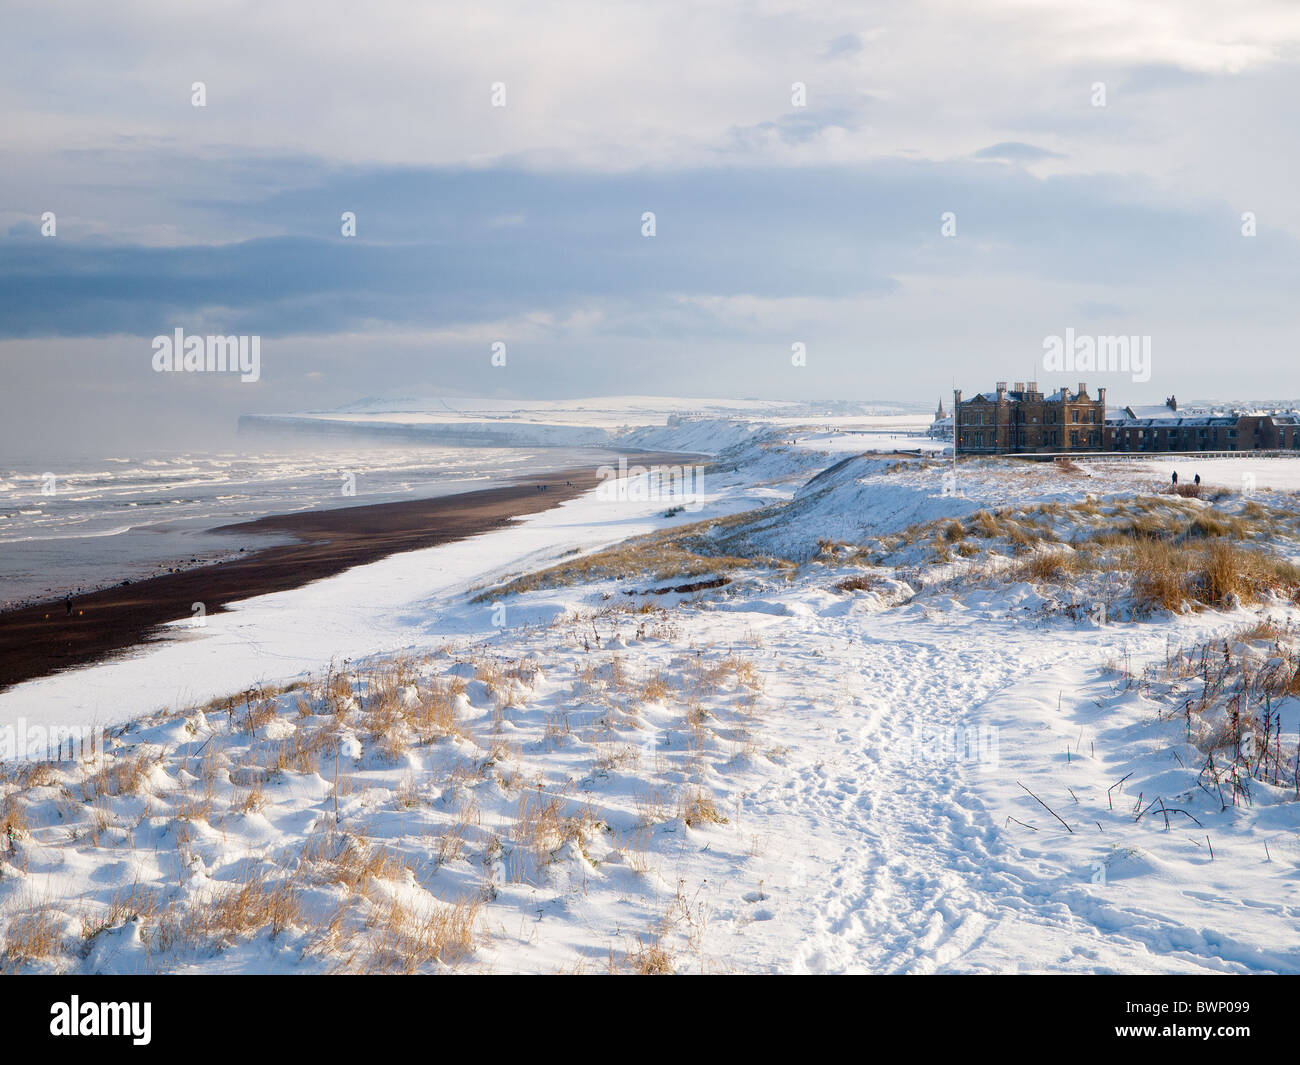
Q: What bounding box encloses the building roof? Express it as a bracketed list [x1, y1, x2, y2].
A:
[968, 387, 1089, 403]
[1122, 404, 1183, 421]
[1112, 416, 1238, 429]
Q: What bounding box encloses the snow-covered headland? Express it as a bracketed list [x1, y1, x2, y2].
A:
[4, 404, 1300, 974]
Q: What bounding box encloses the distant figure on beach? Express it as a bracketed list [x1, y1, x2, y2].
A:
[1171, 471, 1178, 485]
[65, 596, 72, 616]
[1194, 473, 1201, 486]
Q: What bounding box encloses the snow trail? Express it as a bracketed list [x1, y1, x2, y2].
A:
[722, 609, 1297, 973]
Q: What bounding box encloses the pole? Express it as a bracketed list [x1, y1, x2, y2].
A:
[953, 387, 960, 487]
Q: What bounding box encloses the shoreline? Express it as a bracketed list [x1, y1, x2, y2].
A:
[0, 452, 701, 692]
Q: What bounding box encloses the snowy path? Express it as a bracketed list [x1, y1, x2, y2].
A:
[710, 606, 1300, 973]
[729, 620, 1034, 973]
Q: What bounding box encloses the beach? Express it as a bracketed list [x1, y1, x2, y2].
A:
[0, 454, 695, 691]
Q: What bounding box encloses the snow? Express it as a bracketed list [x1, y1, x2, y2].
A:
[242, 397, 938, 456]
[6, 415, 1300, 973]
[1094, 455, 1300, 493]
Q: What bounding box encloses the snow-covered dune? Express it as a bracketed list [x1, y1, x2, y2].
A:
[8, 422, 1300, 974]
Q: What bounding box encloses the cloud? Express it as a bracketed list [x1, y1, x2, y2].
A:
[2, 155, 1295, 348]
[824, 33, 863, 58]
[972, 142, 1065, 163]
[3, 0, 1300, 452]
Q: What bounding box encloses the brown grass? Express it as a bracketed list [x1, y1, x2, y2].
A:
[356, 898, 480, 973]
[0, 794, 27, 850]
[0, 908, 61, 972]
[140, 870, 301, 956]
[1130, 539, 1300, 612]
[472, 512, 789, 601]
[83, 752, 155, 800]
[303, 831, 408, 895]
[80, 882, 160, 944]
[679, 788, 728, 827]
[1014, 551, 1083, 583]
[626, 934, 675, 974]
[939, 520, 966, 544]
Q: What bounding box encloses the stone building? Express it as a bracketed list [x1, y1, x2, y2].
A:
[953, 382, 1300, 455]
[954, 381, 1106, 454]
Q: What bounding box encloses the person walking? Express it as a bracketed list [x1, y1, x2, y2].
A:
[1172, 471, 1178, 486]
[1194, 473, 1201, 486]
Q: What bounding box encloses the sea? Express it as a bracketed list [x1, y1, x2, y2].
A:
[0, 441, 617, 609]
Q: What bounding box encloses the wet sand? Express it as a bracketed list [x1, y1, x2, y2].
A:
[0, 455, 695, 691]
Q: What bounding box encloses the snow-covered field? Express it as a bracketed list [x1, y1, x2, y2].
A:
[5, 419, 1300, 974]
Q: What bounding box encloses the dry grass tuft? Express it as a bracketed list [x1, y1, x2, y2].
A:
[679, 788, 728, 827]
[626, 933, 675, 975]
[0, 794, 28, 849]
[0, 909, 62, 972]
[141, 870, 301, 955]
[1014, 551, 1082, 583]
[303, 831, 409, 895]
[357, 898, 480, 973]
[1129, 539, 1300, 613]
[83, 752, 155, 800]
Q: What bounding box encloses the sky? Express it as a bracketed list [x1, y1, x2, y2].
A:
[2, 0, 1299, 453]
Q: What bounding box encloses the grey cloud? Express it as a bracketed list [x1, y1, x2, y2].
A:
[972, 142, 1065, 163]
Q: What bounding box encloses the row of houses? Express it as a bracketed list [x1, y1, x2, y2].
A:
[939, 382, 1300, 455]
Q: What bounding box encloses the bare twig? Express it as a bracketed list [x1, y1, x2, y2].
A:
[1107, 772, 1132, 811]
[1016, 781, 1073, 833]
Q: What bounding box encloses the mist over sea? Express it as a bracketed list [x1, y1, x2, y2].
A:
[0, 441, 617, 609]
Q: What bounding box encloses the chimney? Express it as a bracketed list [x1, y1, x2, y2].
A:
[1167, 394, 1177, 411]
[1077, 381, 1087, 396]
[1027, 381, 1038, 393]
[1098, 386, 1107, 408]
[1013, 381, 1024, 393]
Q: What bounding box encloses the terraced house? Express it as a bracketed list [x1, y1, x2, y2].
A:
[1105, 410, 1300, 452]
[954, 381, 1106, 454]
